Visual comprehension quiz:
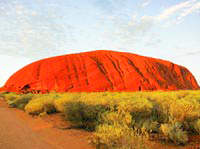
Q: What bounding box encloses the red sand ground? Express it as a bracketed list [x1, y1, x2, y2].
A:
[1, 50, 199, 93]
[0, 99, 94, 149]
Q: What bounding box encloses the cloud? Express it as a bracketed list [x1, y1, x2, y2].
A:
[127, 0, 200, 30]
[100, 14, 156, 48]
[97, 0, 200, 51]
[137, 16, 155, 32]
[15, 4, 24, 15]
[155, 0, 200, 26]
[0, 1, 76, 59]
[141, 0, 151, 8]
[178, 1, 200, 20]
[157, 0, 195, 21]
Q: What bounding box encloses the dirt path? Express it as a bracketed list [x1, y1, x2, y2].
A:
[0, 99, 94, 149]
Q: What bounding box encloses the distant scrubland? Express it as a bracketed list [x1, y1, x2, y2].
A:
[1, 90, 200, 148]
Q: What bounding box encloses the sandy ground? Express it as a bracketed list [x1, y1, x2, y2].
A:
[0, 99, 94, 149]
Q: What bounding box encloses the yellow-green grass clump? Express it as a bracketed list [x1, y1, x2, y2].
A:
[4, 93, 33, 109]
[24, 93, 57, 114]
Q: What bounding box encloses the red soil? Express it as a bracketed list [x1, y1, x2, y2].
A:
[2, 50, 199, 93]
[0, 99, 94, 149]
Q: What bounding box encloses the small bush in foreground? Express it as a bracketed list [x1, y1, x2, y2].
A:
[15, 94, 33, 109]
[169, 99, 200, 122]
[140, 119, 159, 133]
[25, 95, 56, 114]
[5, 92, 20, 102]
[160, 122, 188, 145]
[64, 101, 109, 130]
[5, 93, 33, 110]
[54, 93, 80, 112]
[0, 91, 8, 98]
[91, 124, 148, 149]
[117, 98, 153, 119]
[99, 111, 133, 127]
[193, 119, 200, 134]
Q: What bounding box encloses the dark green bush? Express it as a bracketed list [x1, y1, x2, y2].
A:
[0, 91, 9, 98]
[192, 119, 200, 134]
[43, 103, 57, 113]
[6, 93, 33, 110]
[141, 119, 159, 133]
[64, 101, 109, 130]
[5, 93, 19, 102]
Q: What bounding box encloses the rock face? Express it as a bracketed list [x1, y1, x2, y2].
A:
[3, 50, 199, 93]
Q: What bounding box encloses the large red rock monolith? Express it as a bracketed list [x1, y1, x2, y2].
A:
[2, 50, 199, 93]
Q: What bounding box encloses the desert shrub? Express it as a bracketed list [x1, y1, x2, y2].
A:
[63, 101, 109, 130]
[149, 101, 170, 124]
[140, 119, 159, 133]
[78, 92, 118, 108]
[0, 91, 9, 98]
[130, 118, 160, 135]
[25, 95, 57, 115]
[149, 94, 176, 122]
[91, 124, 148, 149]
[91, 110, 151, 148]
[176, 91, 190, 99]
[4, 92, 20, 102]
[169, 99, 200, 122]
[13, 94, 33, 109]
[54, 93, 80, 112]
[192, 119, 200, 134]
[5, 93, 33, 110]
[99, 111, 133, 127]
[43, 103, 56, 113]
[117, 98, 153, 120]
[160, 122, 188, 145]
[39, 111, 47, 117]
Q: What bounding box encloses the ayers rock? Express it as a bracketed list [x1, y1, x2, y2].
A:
[2, 50, 199, 93]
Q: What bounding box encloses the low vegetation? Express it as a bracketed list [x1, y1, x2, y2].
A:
[1, 90, 200, 148]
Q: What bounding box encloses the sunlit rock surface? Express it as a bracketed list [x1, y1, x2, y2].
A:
[2, 50, 199, 93]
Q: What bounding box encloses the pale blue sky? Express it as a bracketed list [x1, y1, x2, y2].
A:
[0, 0, 200, 86]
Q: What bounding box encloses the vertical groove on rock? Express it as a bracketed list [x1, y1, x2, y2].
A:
[36, 62, 42, 80]
[65, 85, 74, 91]
[143, 59, 157, 84]
[123, 55, 145, 78]
[106, 55, 123, 78]
[69, 56, 81, 88]
[64, 56, 74, 91]
[80, 55, 89, 86]
[75, 55, 83, 88]
[90, 56, 114, 90]
[107, 54, 126, 90]
[70, 57, 78, 80]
